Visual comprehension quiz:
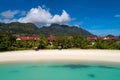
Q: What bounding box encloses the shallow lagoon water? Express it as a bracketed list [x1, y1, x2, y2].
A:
[0, 62, 120, 80]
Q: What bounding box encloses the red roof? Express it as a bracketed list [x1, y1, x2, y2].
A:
[108, 37, 120, 40]
[17, 36, 40, 41]
[13, 34, 40, 41]
[47, 36, 56, 41]
[13, 34, 21, 37]
[97, 36, 106, 39]
[67, 36, 73, 40]
[87, 37, 97, 41]
[88, 36, 120, 41]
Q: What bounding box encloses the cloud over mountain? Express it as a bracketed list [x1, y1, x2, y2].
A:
[0, 10, 27, 23]
[18, 6, 71, 26]
[0, 10, 19, 19]
[0, 6, 71, 26]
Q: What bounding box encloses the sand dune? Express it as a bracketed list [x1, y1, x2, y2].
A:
[0, 49, 120, 63]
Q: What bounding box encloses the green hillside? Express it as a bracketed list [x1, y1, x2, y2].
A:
[0, 22, 95, 36]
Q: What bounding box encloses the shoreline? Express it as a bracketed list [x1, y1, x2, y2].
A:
[0, 49, 120, 64]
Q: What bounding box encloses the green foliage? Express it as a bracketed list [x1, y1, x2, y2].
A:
[0, 22, 94, 36]
[39, 24, 94, 36]
[0, 34, 16, 51]
[0, 34, 41, 51]
[37, 37, 48, 49]
[0, 34, 119, 51]
[0, 22, 40, 36]
[54, 36, 68, 49]
[92, 39, 120, 49]
[72, 36, 91, 49]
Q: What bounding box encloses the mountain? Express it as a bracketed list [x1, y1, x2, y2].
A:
[40, 24, 94, 36]
[0, 22, 40, 35]
[0, 22, 95, 36]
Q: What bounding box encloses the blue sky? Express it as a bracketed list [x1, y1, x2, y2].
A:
[0, 0, 120, 36]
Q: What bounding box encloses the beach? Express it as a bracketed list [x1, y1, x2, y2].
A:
[0, 49, 120, 63]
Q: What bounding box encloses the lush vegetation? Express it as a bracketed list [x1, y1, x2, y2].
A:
[0, 34, 120, 51]
[92, 39, 120, 49]
[0, 22, 119, 51]
[0, 22, 94, 36]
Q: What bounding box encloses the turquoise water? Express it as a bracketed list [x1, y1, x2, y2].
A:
[0, 62, 120, 80]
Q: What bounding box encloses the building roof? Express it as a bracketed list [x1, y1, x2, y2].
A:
[13, 34, 40, 41]
[47, 36, 56, 41]
[87, 36, 120, 41]
[19, 36, 40, 41]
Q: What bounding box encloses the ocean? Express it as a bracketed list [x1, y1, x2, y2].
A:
[0, 62, 120, 80]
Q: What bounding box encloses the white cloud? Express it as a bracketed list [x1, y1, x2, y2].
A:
[0, 10, 19, 19]
[114, 14, 120, 18]
[0, 6, 71, 26]
[51, 10, 70, 24]
[18, 6, 71, 26]
[18, 6, 52, 25]
[0, 10, 27, 23]
[0, 19, 17, 23]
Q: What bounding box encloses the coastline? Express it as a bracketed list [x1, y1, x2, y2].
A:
[0, 49, 120, 64]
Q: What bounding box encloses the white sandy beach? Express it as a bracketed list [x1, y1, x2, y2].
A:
[0, 49, 120, 63]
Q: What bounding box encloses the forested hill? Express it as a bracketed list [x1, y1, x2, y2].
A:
[0, 22, 95, 36]
[0, 22, 40, 35]
[40, 24, 94, 36]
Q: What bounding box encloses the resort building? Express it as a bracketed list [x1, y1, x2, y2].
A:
[13, 34, 40, 41]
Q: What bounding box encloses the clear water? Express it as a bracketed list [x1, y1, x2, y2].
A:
[0, 62, 120, 80]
